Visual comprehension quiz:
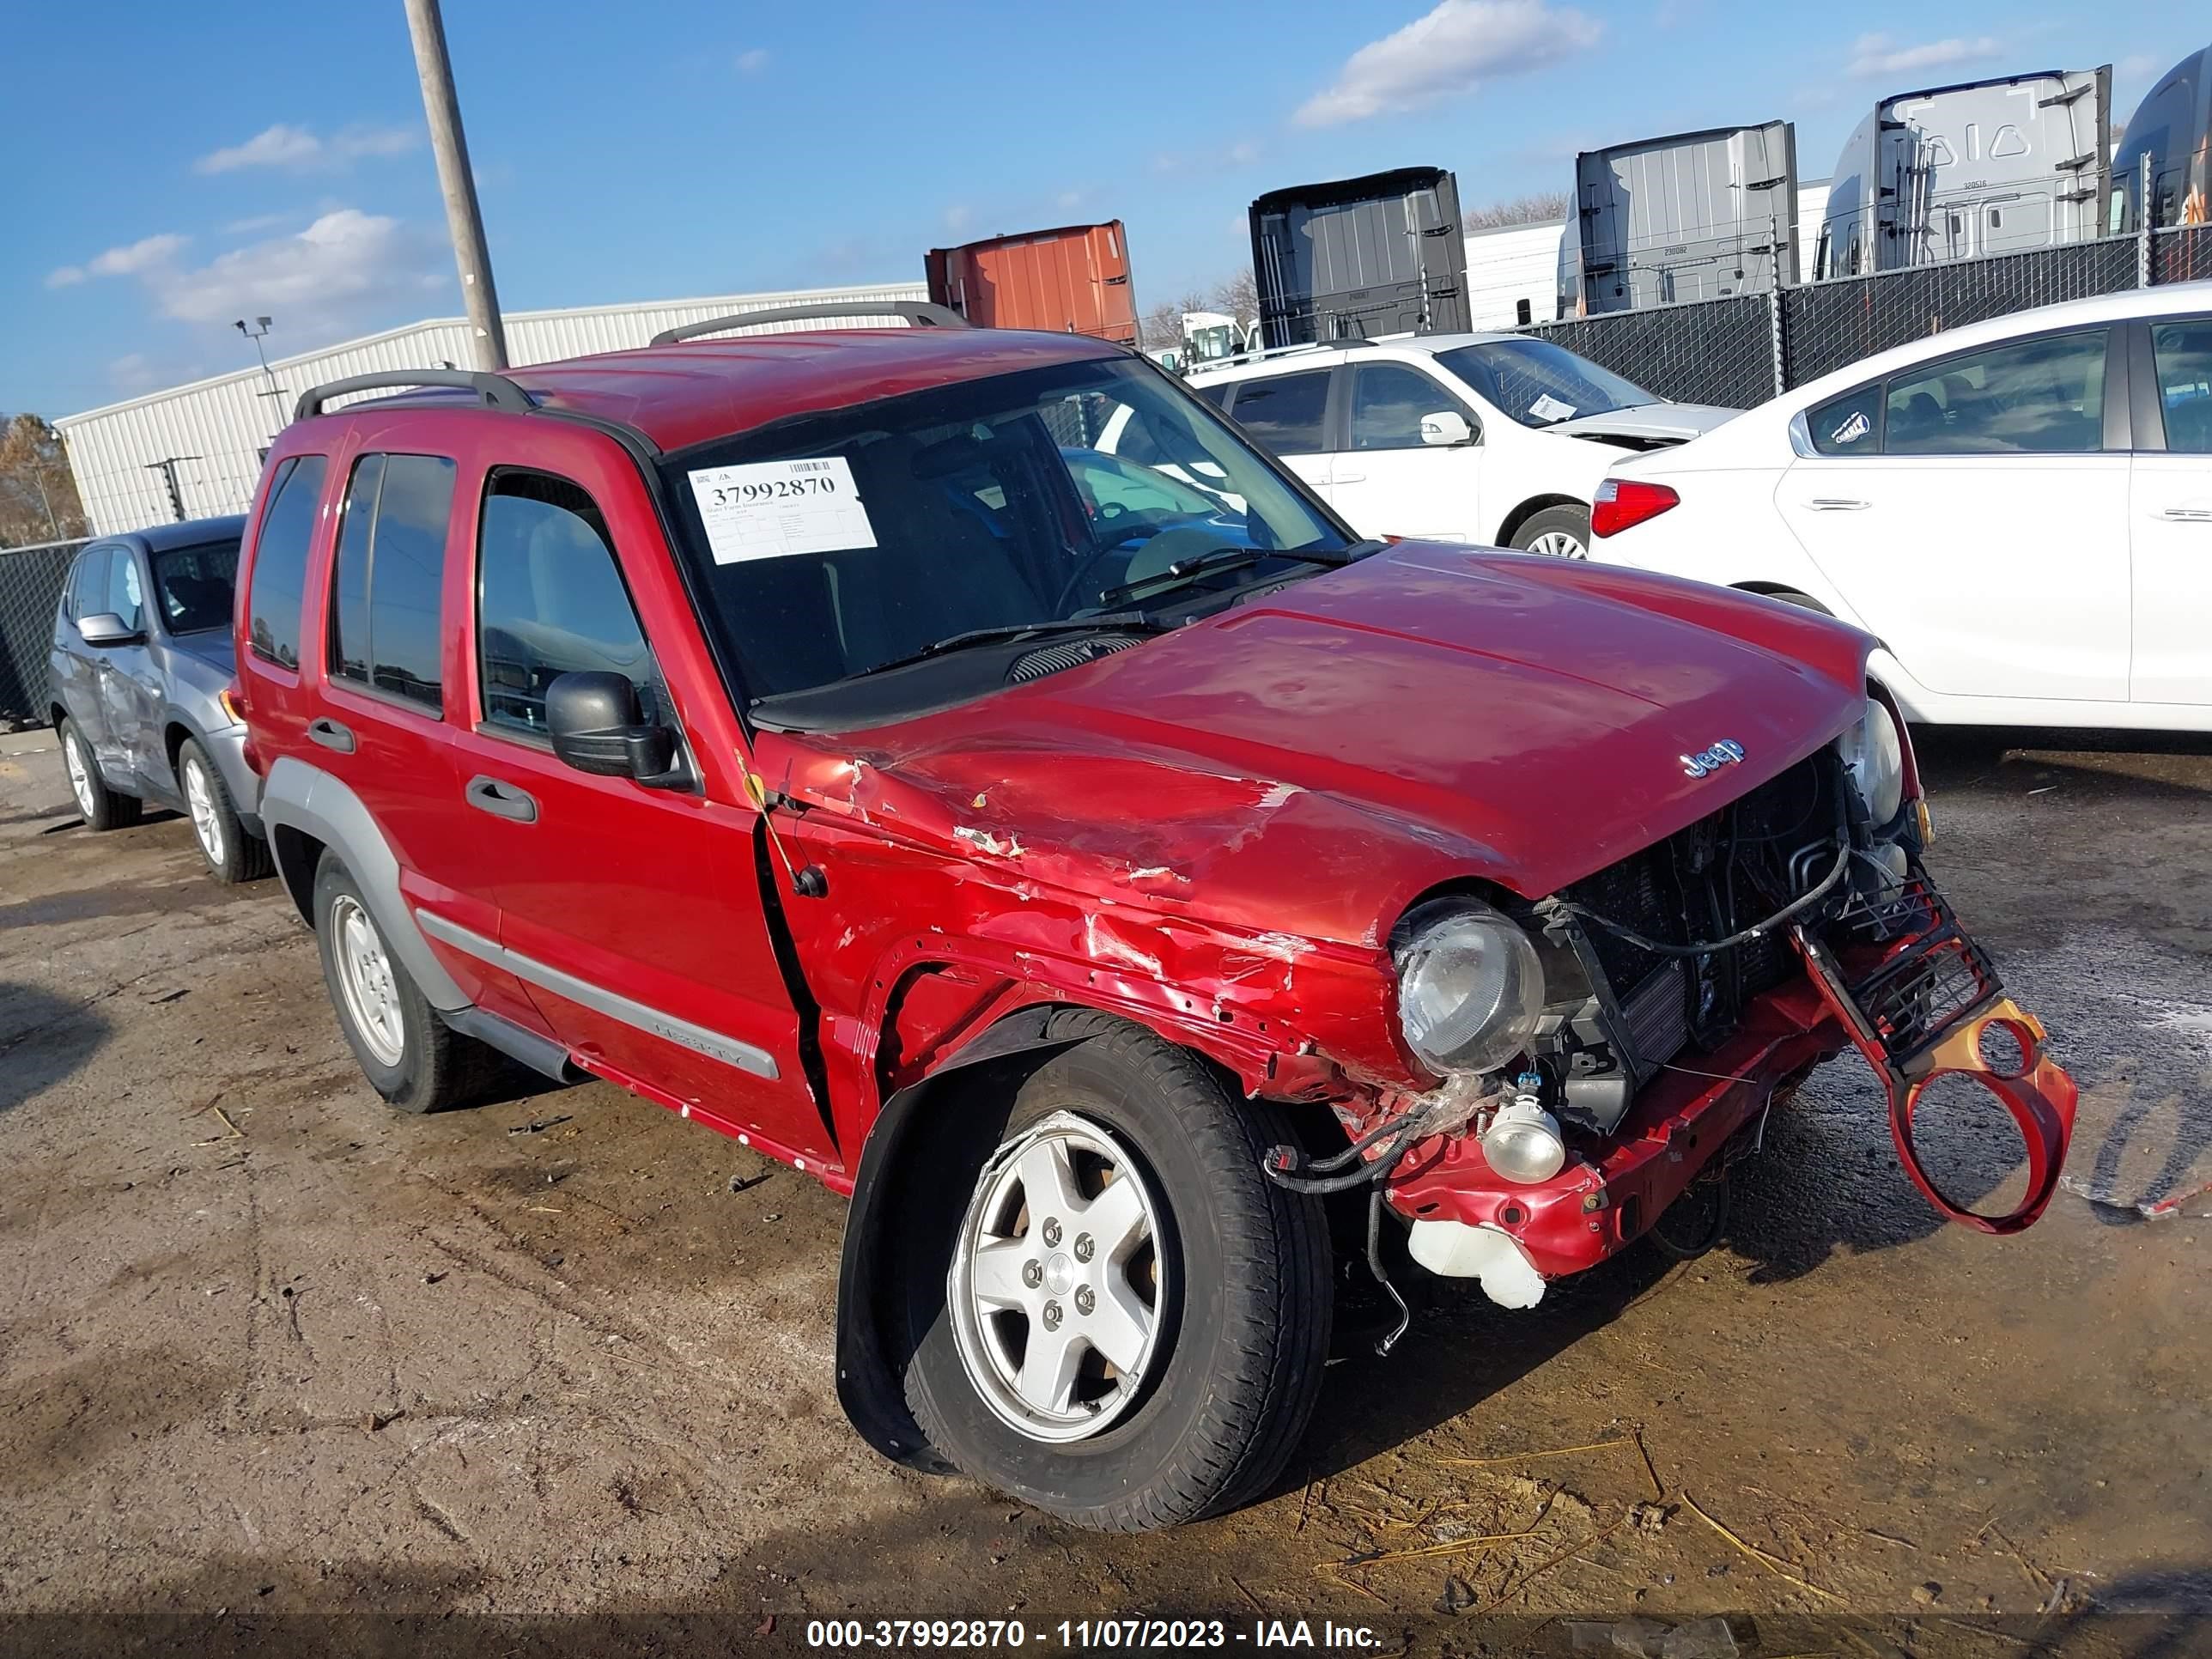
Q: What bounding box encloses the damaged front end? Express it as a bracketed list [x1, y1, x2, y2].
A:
[1280, 701, 2078, 1318]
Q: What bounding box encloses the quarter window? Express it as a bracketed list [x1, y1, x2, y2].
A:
[1349, 363, 1477, 450]
[1807, 383, 1881, 455]
[1881, 331, 2107, 455]
[2151, 319, 2212, 453]
[246, 454, 330, 670]
[476, 471, 661, 737]
[326, 453, 455, 711]
[1226, 370, 1330, 453]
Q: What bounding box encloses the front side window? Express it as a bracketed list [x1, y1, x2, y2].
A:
[1349, 362, 1478, 449]
[1808, 383, 1882, 455]
[1226, 370, 1330, 453]
[247, 454, 330, 670]
[1432, 339, 1657, 428]
[477, 471, 660, 737]
[1881, 331, 2107, 455]
[67, 548, 109, 622]
[105, 550, 147, 635]
[2152, 319, 2212, 453]
[661, 356, 1349, 714]
[149, 538, 240, 635]
[327, 453, 454, 710]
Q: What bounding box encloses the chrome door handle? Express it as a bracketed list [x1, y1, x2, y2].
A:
[1333, 471, 1368, 483]
[1804, 497, 1870, 512]
[2156, 506, 2212, 522]
[465, 775, 538, 823]
[307, 717, 356, 753]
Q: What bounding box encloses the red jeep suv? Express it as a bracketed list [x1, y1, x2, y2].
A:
[232, 305, 2075, 1532]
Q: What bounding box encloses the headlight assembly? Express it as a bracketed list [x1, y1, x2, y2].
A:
[1392, 898, 1544, 1076]
[1838, 696, 1905, 826]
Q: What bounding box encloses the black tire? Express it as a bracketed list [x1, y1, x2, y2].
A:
[175, 737, 273, 884]
[1759, 588, 1832, 614]
[1508, 503, 1592, 559]
[58, 717, 142, 830]
[312, 854, 501, 1114]
[902, 1010, 1332, 1532]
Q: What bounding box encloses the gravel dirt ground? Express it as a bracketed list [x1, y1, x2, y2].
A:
[0, 723, 2206, 1658]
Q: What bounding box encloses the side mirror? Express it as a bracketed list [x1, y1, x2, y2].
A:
[1419, 411, 1476, 447]
[545, 671, 686, 787]
[76, 612, 143, 647]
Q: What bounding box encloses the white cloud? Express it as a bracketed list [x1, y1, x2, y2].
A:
[1153, 139, 1263, 174]
[88, 233, 190, 277]
[193, 121, 416, 174]
[737, 47, 770, 74]
[46, 265, 86, 289]
[107, 354, 161, 393]
[1845, 33, 2002, 79]
[2118, 52, 2161, 80]
[1295, 0, 1601, 128]
[150, 210, 446, 329]
[943, 204, 973, 233]
[223, 214, 287, 235]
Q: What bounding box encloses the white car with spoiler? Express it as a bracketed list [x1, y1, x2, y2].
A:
[1164, 333, 1738, 560]
[1587, 284, 2212, 731]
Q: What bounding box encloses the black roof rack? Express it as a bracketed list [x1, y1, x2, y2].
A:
[295, 368, 534, 422]
[649, 301, 970, 346]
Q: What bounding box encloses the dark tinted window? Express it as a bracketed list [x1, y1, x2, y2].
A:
[1350, 362, 1476, 449]
[331, 456, 382, 684]
[2153, 319, 2212, 453]
[1227, 370, 1329, 453]
[105, 549, 147, 635]
[149, 538, 240, 635]
[1882, 331, 2106, 455]
[1192, 381, 1234, 411]
[477, 471, 659, 736]
[67, 548, 109, 622]
[247, 455, 328, 669]
[1808, 382, 1881, 455]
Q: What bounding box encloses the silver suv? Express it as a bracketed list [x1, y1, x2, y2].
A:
[47, 516, 272, 882]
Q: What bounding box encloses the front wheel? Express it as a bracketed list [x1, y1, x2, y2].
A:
[903, 1012, 1332, 1531]
[1510, 503, 1592, 560]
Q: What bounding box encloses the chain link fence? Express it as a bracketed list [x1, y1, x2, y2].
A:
[1524, 292, 1776, 408]
[0, 538, 84, 726]
[1520, 222, 2212, 410]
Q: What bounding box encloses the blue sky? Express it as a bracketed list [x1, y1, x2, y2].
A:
[7, 0, 2204, 417]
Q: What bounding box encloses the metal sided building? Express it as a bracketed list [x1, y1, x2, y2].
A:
[55, 282, 928, 534]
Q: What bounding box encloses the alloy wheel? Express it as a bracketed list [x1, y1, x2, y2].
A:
[182, 754, 225, 866]
[947, 1110, 1169, 1443]
[1526, 530, 1588, 559]
[64, 734, 96, 819]
[330, 894, 406, 1067]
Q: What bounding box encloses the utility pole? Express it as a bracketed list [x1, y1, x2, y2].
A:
[403, 0, 508, 369]
[234, 317, 290, 438]
[144, 457, 199, 523]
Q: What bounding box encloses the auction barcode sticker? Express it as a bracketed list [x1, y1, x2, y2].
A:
[687, 457, 878, 564]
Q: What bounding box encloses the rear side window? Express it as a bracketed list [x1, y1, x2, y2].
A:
[2152, 319, 2212, 453]
[1227, 371, 1330, 453]
[476, 471, 660, 737]
[1806, 383, 1881, 456]
[246, 455, 329, 669]
[1881, 331, 2107, 455]
[66, 548, 109, 622]
[1191, 381, 1234, 411]
[327, 453, 456, 711]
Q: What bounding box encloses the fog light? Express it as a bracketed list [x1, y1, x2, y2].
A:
[1481, 1097, 1567, 1184]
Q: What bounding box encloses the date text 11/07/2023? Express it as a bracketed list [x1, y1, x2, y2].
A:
[804, 1617, 1383, 1650]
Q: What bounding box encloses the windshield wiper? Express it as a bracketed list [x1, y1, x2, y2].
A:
[1095, 546, 1354, 609]
[835, 612, 1163, 684]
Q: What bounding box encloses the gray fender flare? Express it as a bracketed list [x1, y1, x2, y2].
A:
[258, 755, 468, 1012]
[834, 1006, 1085, 1472]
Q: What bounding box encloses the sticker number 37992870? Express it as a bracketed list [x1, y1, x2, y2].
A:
[687, 456, 879, 564]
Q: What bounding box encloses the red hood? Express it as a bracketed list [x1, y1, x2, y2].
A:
[761, 545, 1873, 948]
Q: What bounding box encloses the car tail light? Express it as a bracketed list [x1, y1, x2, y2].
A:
[1591, 477, 1679, 538]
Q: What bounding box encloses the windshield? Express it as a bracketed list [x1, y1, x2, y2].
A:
[149, 538, 240, 635]
[1433, 340, 1659, 428]
[661, 356, 1349, 709]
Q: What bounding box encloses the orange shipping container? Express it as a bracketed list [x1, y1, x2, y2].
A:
[925, 222, 1138, 345]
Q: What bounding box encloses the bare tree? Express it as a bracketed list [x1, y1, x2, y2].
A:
[1139, 291, 1212, 351]
[1208, 268, 1259, 325]
[0, 413, 88, 548]
[1464, 191, 1572, 231]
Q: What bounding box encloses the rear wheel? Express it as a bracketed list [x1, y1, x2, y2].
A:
[1510, 503, 1592, 560]
[313, 854, 500, 1113]
[178, 738, 272, 884]
[58, 717, 141, 830]
[903, 1011, 1332, 1531]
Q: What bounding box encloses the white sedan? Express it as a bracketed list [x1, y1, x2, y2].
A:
[1589, 284, 2212, 731]
[1152, 334, 1737, 560]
